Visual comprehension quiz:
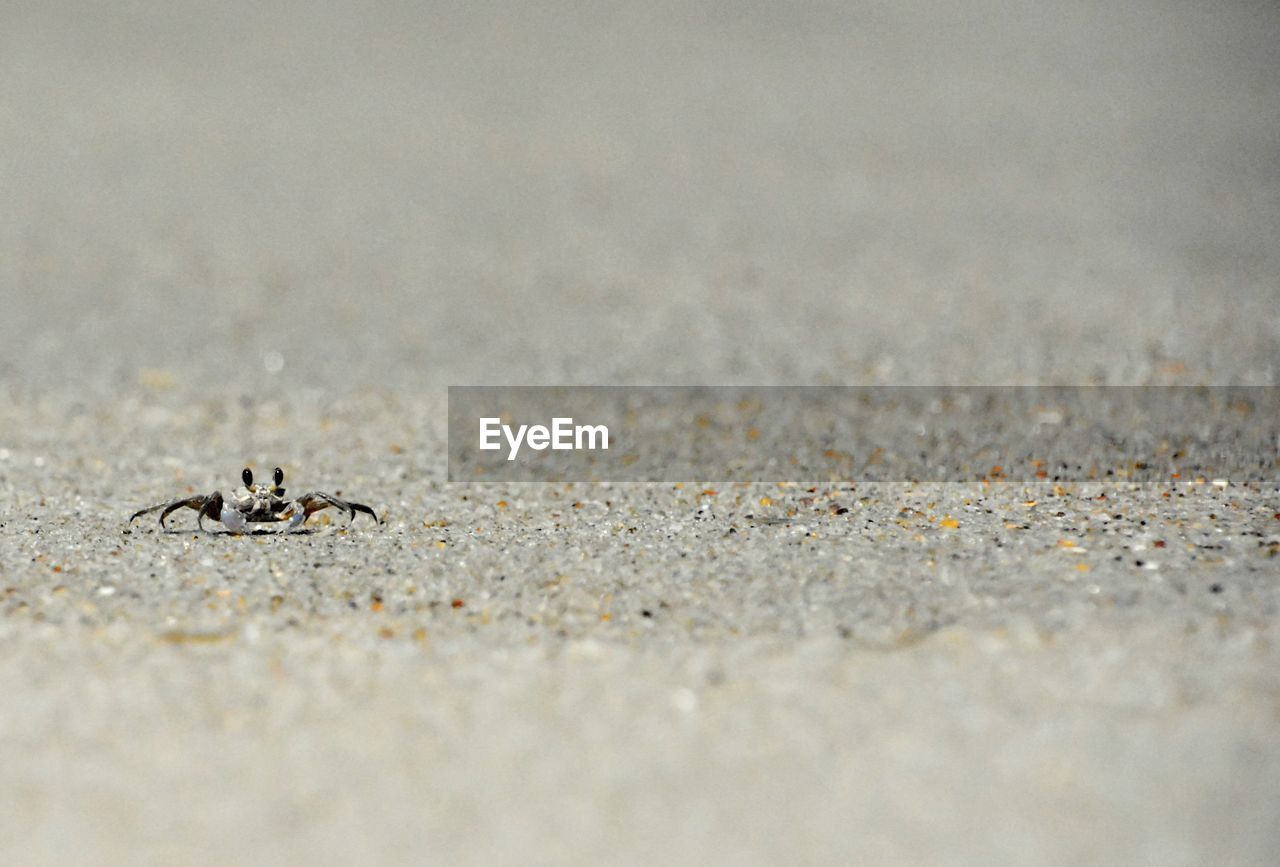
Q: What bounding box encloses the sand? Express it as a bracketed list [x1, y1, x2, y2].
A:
[1, 1, 1278, 863]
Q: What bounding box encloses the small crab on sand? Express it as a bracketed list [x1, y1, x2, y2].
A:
[129, 466, 380, 533]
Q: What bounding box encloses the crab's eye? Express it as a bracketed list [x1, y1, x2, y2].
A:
[242, 467, 253, 486]
[273, 467, 284, 486]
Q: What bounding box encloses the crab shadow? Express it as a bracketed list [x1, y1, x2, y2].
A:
[159, 527, 319, 536]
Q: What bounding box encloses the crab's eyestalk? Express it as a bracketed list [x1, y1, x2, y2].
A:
[273, 467, 284, 486]
[242, 467, 253, 487]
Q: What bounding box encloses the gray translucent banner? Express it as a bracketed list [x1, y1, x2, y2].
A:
[447, 386, 1278, 482]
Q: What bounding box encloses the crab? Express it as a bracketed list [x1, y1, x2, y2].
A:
[129, 466, 380, 533]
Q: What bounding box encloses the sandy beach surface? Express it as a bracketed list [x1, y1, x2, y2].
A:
[2, 2, 1278, 863]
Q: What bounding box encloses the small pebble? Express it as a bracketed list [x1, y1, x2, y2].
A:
[671, 688, 698, 713]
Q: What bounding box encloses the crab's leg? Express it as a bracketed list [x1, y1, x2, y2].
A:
[130, 494, 219, 529]
[197, 493, 233, 532]
[291, 491, 380, 527]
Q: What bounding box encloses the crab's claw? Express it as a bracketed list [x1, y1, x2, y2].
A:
[290, 491, 381, 528]
[220, 506, 248, 533]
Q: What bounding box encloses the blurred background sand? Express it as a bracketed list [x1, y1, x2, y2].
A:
[3, 0, 1277, 392]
